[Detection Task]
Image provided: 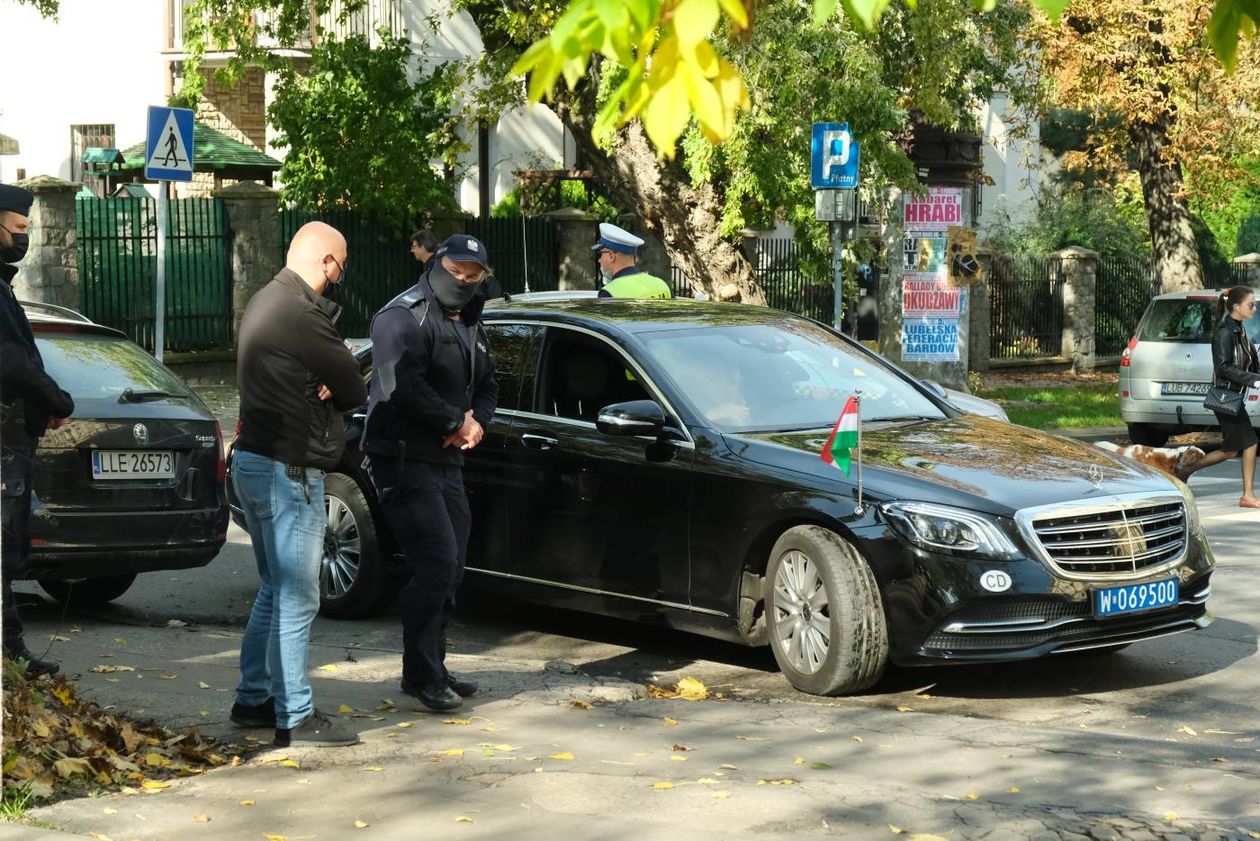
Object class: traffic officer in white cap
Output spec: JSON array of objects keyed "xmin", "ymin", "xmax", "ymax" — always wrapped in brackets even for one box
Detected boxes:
[{"xmin": 592, "ymin": 222, "xmax": 671, "ymax": 299}]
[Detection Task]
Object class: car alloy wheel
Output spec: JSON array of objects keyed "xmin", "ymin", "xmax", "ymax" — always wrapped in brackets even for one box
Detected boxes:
[
  {"xmin": 771, "ymin": 549, "xmax": 832, "ymax": 675},
  {"xmin": 323, "ymin": 494, "xmax": 362, "ymax": 600}
]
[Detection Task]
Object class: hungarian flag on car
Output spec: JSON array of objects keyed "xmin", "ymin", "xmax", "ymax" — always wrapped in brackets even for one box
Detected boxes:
[{"xmin": 820, "ymin": 395, "xmax": 860, "ymax": 476}]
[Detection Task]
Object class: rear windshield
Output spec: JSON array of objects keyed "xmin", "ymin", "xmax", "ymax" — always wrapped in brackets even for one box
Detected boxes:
[
  {"xmin": 1137, "ymin": 299, "xmax": 1260, "ymax": 344},
  {"xmin": 34, "ymin": 333, "xmax": 194, "ymax": 402}
]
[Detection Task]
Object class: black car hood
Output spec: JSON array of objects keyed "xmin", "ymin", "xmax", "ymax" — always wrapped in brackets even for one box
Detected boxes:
[{"xmin": 726, "ymin": 415, "xmax": 1176, "ymax": 516}]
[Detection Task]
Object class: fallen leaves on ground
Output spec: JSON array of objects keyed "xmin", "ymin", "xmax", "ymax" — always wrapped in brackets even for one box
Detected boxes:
[
  {"xmin": 1, "ymin": 660, "xmax": 235, "ymax": 804},
  {"xmin": 646, "ymin": 677, "xmax": 709, "ymax": 701},
  {"xmin": 570, "ymin": 700, "xmax": 593, "ymax": 710}
]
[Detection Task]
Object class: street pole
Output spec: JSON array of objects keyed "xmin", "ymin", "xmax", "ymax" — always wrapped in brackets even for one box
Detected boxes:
[
  {"xmin": 831, "ymin": 219, "xmax": 845, "ymax": 332},
  {"xmin": 155, "ymin": 184, "xmax": 167, "ymax": 362}
]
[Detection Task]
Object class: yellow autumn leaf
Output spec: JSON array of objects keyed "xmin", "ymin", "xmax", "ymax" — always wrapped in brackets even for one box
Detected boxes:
[
  {"xmin": 263, "ymin": 835, "xmax": 287, "ymax": 841},
  {"xmin": 103, "ymin": 808, "xmax": 118, "ymax": 815},
  {"xmin": 756, "ymin": 779, "xmax": 796, "ymax": 785},
  {"xmin": 479, "ymin": 743, "xmax": 518, "ymax": 752},
  {"xmin": 194, "ymin": 814, "xmax": 210, "ymax": 823},
  {"xmin": 114, "ymin": 637, "xmax": 126, "ymax": 644},
  {"xmin": 669, "ymin": 755, "xmax": 687, "ymax": 762},
  {"xmin": 1007, "ymin": 787, "xmax": 1021, "ymax": 793},
  {"xmin": 889, "ymin": 827, "xmax": 903, "ymax": 835},
  {"xmin": 240, "ymin": 800, "xmax": 255, "ymax": 806},
  {"xmin": 793, "ymin": 757, "xmax": 805, "ymax": 765},
  {"xmin": 436, "ymin": 749, "xmax": 465, "ymax": 757},
  {"xmin": 663, "ymin": 717, "xmax": 678, "ymax": 727},
  {"xmin": 908, "ymin": 836, "xmax": 949, "ymax": 841},
  {"xmin": 570, "ymin": 700, "xmax": 593, "ymax": 710},
  {"xmin": 676, "ymin": 677, "xmax": 708, "ymax": 701},
  {"xmin": 1164, "ymin": 812, "xmax": 1180, "ymax": 822},
  {"xmin": 354, "ymin": 820, "xmax": 369, "ymax": 828},
  {"xmin": 548, "ymin": 753, "xmax": 574, "ymax": 760},
  {"xmin": 652, "ymin": 781, "xmax": 675, "ymax": 790},
  {"xmin": 455, "ymin": 816, "xmax": 473, "ymax": 823},
  {"xmin": 338, "ymin": 704, "xmax": 354, "ymax": 714},
  {"xmin": 140, "ymin": 779, "xmax": 170, "ymax": 790},
  {"xmin": 53, "ymin": 758, "xmax": 92, "ymax": 779},
  {"xmin": 159, "ymin": 674, "xmax": 179, "ymax": 680},
  {"xmin": 962, "ymin": 793, "xmax": 979, "ymax": 800},
  {"xmin": 711, "ymin": 790, "xmax": 731, "ymax": 799},
  {"xmin": 1178, "ymin": 725, "xmax": 1198, "ymax": 737},
  {"xmin": 362, "ymin": 766, "xmax": 385, "ymax": 772},
  {"xmin": 896, "ymin": 705, "xmax": 914, "ymax": 712},
  {"xmin": 397, "ymin": 722, "xmax": 414, "ymax": 728},
  {"xmin": 279, "ymin": 759, "xmax": 300, "ymax": 769},
  {"xmin": 53, "ymin": 684, "xmax": 74, "ymax": 706},
  {"xmin": 443, "ymin": 718, "xmax": 472, "ymax": 726}
]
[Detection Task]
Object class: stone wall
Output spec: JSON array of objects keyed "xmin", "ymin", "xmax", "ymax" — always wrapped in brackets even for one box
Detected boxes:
[
  {"xmin": 212, "ymin": 181, "xmax": 280, "ymax": 343},
  {"xmin": 183, "ymin": 66, "xmax": 269, "ymax": 198},
  {"xmin": 11, "ymin": 175, "xmax": 79, "ymax": 309}
]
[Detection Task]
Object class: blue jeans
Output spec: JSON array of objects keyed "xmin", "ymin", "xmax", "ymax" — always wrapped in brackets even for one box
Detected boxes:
[{"xmin": 232, "ymin": 449, "xmax": 325, "ymax": 730}]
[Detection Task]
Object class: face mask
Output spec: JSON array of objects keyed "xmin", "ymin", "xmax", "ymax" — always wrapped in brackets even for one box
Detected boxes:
[
  {"xmin": 0, "ymin": 227, "xmax": 28, "ymax": 264},
  {"xmin": 323, "ymin": 258, "xmax": 346, "ymax": 302},
  {"xmin": 429, "ymin": 262, "xmax": 481, "ymax": 314}
]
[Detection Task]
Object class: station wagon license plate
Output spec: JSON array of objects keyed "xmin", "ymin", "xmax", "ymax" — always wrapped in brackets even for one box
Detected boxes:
[
  {"xmin": 1160, "ymin": 381, "xmax": 1209, "ymax": 396},
  {"xmin": 91, "ymin": 450, "xmax": 175, "ymax": 480},
  {"xmin": 1093, "ymin": 578, "xmax": 1179, "ymax": 618}
]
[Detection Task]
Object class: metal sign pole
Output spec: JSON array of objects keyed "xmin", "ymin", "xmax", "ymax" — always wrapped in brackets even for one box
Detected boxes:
[
  {"xmin": 831, "ymin": 219, "xmax": 844, "ymax": 331},
  {"xmin": 155, "ymin": 184, "xmax": 167, "ymax": 362}
]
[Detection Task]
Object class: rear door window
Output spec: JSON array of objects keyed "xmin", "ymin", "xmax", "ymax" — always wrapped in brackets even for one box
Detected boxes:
[
  {"xmin": 485, "ymin": 323, "xmax": 542, "ymax": 412},
  {"xmin": 1138, "ymin": 299, "xmax": 1260, "ymax": 343},
  {"xmin": 34, "ymin": 331, "xmax": 194, "ymax": 403}
]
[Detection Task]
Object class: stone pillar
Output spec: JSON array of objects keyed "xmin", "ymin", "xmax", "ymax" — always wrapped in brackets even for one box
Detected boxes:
[
  {"xmin": 545, "ymin": 207, "xmax": 600, "ymax": 291},
  {"xmin": 1234, "ymin": 253, "xmax": 1260, "ymax": 284},
  {"xmin": 12, "ymin": 175, "xmax": 80, "ymax": 309},
  {"xmin": 213, "ymin": 181, "xmax": 280, "ymax": 344},
  {"xmin": 968, "ymin": 250, "xmax": 993, "ymax": 373},
  {"xmin": 1054, "ymin": 245, "xmax": 1099, "ymax": 373}
]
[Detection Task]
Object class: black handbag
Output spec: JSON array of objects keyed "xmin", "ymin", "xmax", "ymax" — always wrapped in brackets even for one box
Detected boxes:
[{"xmin": 1204, "ymin": 385, "xmax": 1245, "ymax": 416}]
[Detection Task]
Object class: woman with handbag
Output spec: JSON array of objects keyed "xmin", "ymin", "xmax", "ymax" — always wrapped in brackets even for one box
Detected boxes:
[{"xmin": 1177, "ymin": 286, "xmax": 1260, "ymax": 507}]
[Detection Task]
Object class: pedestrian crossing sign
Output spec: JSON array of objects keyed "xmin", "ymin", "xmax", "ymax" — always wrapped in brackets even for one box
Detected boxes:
[{"xmin": 144, "ymin": 106, "xmax": 195, "ymax": 182}]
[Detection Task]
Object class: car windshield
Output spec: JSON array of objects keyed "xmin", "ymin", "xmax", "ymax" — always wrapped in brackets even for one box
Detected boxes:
[
  {"xmin": 35, "ymin": 332, "xmax": 193, "ymax": 402},
  {"xmin": 639, "ymin": 320, "xmax": 946, "ymax": 432},
  {"xmin": 1138, "ymin": 299, "xmax": 1260, "ymax": 344}
]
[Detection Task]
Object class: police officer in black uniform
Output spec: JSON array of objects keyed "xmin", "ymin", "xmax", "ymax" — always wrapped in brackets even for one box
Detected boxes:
[
  {"xmin": 1, "ymin": 183, "xmax": 74, "ymax": 677},
  {"xmin": 362, "ymin": 234, "xmax": 498, "ymax": 711}
]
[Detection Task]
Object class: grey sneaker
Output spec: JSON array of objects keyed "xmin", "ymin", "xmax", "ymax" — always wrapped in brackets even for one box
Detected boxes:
[{"xmin": 273, "ymin": 710, "xmax": 359, "ymax": 747}]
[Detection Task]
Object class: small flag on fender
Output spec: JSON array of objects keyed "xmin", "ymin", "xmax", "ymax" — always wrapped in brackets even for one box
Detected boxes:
[{"xmin": 820, "ymin": 395, "xmax": 860, "ymax": 477}]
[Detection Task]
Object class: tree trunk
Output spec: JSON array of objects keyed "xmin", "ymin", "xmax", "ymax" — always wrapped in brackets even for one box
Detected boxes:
[
  {"xmin": 1130, "ymin": 117, "xmax": 1203, "ymax": 292},
  {"xmin": 554, "ymin": 102, "xmax": 766, "ymax": 305}
]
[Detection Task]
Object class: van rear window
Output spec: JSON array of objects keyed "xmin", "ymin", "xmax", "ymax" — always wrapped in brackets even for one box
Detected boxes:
[{"xmin": 1137, "ymin": 300, "xmax": 1260, "ymax": 343}]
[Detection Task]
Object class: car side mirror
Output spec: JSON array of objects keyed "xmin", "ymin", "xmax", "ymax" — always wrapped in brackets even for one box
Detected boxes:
[
  {"xmin": 922, "ymin": 379, "xmax": 947, "ymax": 400},
  {"xmin": 597, "ymin": 400, "xmax": 667, "ymax": 437}
]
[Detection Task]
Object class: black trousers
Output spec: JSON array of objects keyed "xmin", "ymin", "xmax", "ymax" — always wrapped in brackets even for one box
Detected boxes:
[
  {"xmin": 368, "ymin": 457, "xmax": 470, "ymax": 688},
  {"xmin": 1, "ymin": 442, "xmax": 35, "ymax": 653}
]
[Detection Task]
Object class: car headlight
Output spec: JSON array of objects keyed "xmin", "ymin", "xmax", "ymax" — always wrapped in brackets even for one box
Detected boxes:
[{"xmin": 881, "ymin": 502, "xmax": 1018, "ymax": 559}]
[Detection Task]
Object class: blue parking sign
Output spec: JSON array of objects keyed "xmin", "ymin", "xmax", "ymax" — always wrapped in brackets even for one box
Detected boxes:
[{"xmin": 811, "ymin": 122, "xmax": 859, "ymax": 189}]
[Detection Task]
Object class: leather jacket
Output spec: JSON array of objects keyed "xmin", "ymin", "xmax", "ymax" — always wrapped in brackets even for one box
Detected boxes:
[{"xmin": 1211, "ymin": 316, "xmax": 1259, "ymax": 392}]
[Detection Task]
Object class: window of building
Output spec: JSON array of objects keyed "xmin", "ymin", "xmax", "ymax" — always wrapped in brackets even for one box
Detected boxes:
[{"xmin": 70, "ymin": 124, "xmax": 116, "ymax": 193}]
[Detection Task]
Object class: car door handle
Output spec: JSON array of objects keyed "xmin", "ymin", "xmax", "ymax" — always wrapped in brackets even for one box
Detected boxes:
[{"xmin": 521, "ymin": 433, "xmax": 558, "ymax": 451}]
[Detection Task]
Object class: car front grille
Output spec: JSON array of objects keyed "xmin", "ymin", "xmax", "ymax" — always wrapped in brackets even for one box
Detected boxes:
[{"xmin": 1016, "ymin": 493, "xmax": 1188, "ymax": 580}]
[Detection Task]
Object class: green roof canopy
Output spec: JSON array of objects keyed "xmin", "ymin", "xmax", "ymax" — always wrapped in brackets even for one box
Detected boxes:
[
  {"xmin": 82, "ymin": 147, "xmax": 124, "ymax": 168},
  {"xmin": 120, "ymin": 122, "xmax": 281, "ymax": 182}
]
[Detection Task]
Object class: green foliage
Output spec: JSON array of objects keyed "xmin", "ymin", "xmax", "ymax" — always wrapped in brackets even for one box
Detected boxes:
[
  {"xmin": 983, "ymin": 180, "xmax": 1150, "ymax": 261},
  {"xmin": 1191, "ymin": 158, "xmax": 1260, "ymax": 261},
  {"xmin": 267, "ymin": 33, "xmax": 462, "ymax": 219},
  {"xmin": 491, "ymin": 180, "xmax": 622, "ymax": 221},
  {"xmin": 972, "ymin": 381, "xmax": 1122, "ymax": 429},
  {"xmin": 13, "ymin": 0, "xmax": 58, "ymax": 16}
]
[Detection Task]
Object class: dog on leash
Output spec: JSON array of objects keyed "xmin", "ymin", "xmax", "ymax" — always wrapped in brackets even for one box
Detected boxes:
[{"xmin": 1095, "ymin": 440, "xmax": 1206, "ymax": 479}]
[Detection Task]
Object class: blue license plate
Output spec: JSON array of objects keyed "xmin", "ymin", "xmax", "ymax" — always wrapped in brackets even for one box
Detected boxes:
[{"xmin": 1093, "ymin": 578, "xmax": 1179, "ymax": 618}]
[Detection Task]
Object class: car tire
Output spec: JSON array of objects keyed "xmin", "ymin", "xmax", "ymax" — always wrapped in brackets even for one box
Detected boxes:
[
  {"xmin": 1127, "ymin": 423, "xmax": 1169, "ymax": 447},
  {"xmin": 764, "ymin": 525, "xmax": 888, "ymax": 696},
  {"xmin": 38, "ymin": 573, "xmax": 137, "ymax": 606},
  {"xmin": 319, "ymin": 472, "xmax": 389, "ymax": 619}
]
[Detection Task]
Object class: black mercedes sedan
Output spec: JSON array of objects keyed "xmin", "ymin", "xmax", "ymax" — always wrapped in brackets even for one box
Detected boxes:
[
  {"xmin": 230, "ymin": 296, "xmax": 1212, "ymax": 696},
  {"xmin": 23, "ymin": 304, "xmax": 228, "ymax": 605}
]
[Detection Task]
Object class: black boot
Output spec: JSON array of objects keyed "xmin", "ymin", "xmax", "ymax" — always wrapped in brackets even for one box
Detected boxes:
[{"xmin": 5, "ymin": 645, "xmax": 59, "ymax": 678}]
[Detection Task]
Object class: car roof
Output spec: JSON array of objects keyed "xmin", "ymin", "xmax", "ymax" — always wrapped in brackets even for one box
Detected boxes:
[
  {"xmin": 483, "ymin": 296, "xmax": 811, "ymax": 335},
  {"xmin": 1148, "ymin": 289, "xmax": 1232, "ymax": 301}
]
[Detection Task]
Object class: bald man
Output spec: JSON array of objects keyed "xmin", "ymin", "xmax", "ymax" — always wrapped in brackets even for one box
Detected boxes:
[{"xmin": 231, "ymin": 221, "xmax": 368, "ymax": 748}]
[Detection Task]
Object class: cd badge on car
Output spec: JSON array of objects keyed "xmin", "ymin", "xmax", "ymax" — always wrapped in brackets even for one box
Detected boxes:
[{"xmin": 133, "ymin": 423, "xmax": 149, "ymax": 446}]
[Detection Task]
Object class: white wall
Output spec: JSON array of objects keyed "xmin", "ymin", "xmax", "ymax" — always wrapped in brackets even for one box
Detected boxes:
[
  {"xmin": 0, "ymin": 0, "xmax": 169, "ymax": 184},
  {"xmin": 977, "ymin": 90, "xmax": 1042, "ymax": 232}
]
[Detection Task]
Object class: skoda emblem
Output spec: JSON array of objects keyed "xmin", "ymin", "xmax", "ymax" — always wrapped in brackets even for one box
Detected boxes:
[
  {"xmin": 1088, "ymin": 464, "xmax": 1104, "ymax": 488},
  {"xmin": 132, "ymin": 423, "xmax": 149, "ymax": 446}
]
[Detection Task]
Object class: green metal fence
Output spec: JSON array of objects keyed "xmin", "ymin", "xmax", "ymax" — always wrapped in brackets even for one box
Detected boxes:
[
  {"xmin": 75, "ymin": 196, "xmax": 232, "ymax": 352},
  {"xmin": 670, "ymin": 239, "xmax": 833, "ymax": 323},
  {"xmin": 279, "ymin": 212, "xmax": 558, "ymax": 337},
  {"xmin": 989, "ymin": 255, "xmax": 1065, "ymax": 360}
]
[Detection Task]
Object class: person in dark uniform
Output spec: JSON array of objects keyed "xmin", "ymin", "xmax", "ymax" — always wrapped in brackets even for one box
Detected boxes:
[
  {"xmin": 593, "ymin": 223, "xmax": 672, "ymax": 299},
  {"xmin": 0, "ymin": 183, "xmax": 74, "ymax": 677},
  {"xmin": 1177, "ymin": 285, "xmax": 1260, "ymax": 506},
  {"xmin": 362, "ymin": 234, "xmax": 498, "ymax": 711}
]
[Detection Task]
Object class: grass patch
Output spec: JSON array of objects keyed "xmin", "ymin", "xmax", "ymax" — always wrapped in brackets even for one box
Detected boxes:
[{"xmin": 975, "ymin": 381, "xmax": 1121, "ymax": 430}]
